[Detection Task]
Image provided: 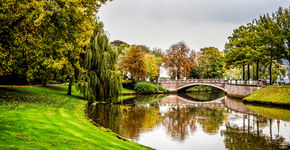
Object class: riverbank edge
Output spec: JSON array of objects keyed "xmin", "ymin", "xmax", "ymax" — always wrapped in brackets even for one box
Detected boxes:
[
  {"xmin": 243, "ymin": 85, "xmax": 290, "ymax": 108},
  {"xmin": 84, "ymin": 102, "xmax": 154, "ymax": 149},
  {"xmin": 0, "ymin": 86, "xmax": 152, "ymax": 149}
]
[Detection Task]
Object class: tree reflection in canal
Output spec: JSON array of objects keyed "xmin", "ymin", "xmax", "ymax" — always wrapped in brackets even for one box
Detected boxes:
[
  {"xmin": 87, "ymin": 93, "xmax": 290, "ymax": 149},
  {"xmin": 87, "ymin": 95, "xmax": 165, "ymax": 139},
  {"xmin": 162, "ymin": 106, "xmax": 227, "ymax": 141},
  {"xmin": 221, "ymin": 118, "xmax": 287, "ymax": 149}
]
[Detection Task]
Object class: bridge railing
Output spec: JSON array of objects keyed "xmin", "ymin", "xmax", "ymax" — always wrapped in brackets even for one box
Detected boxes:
[
  {"xmin": 158, "ymin": 79, "xmax": 265, "ymax": 86},
  {"xmin": 226, "ymin": 80, "xmax": 264, "ymax": 86}
]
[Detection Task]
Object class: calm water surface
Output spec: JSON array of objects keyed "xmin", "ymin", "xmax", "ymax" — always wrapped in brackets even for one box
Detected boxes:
[{"xmin": 87, "ymin": 92, "xmax": 290, "ymax": 150}]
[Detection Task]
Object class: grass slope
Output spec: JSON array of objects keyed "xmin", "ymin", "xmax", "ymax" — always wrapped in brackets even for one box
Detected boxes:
[
  {"xmin": 0, "ymin": 86, "xmax": 149, "ymax": 149},
  {"xmin": 243, "ymin": 85, "xmax": 290, "ymax": 105}
]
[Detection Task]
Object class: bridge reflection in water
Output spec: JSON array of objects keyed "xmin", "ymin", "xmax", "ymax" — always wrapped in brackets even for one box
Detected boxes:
[{"xmin": 87, "ymin": 94, "xmax": 290, "ymax": 150}]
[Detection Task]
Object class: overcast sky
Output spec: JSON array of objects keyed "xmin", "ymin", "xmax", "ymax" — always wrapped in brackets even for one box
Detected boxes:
[{"xmin": 99, "ymin": 0, "xmax": 289, "ymax": 51}]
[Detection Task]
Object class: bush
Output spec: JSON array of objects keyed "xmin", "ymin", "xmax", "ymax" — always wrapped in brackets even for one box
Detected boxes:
[
  {"xmin": 121, "ymin": 77, "xmax": 136, "ymax": 90},
  {"xmin": 134, "ymin": 82, "xmax": 169, "ymax": 94}
]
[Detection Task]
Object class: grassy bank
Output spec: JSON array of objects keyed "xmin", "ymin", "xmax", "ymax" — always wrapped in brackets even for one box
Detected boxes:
[
  {"xmin": 243, "ymin": 85, "xmax": 290, "ymax": 106},
  {"xmin": 0, "ymin": 86, "xmax": 149, "ymax": 149}
]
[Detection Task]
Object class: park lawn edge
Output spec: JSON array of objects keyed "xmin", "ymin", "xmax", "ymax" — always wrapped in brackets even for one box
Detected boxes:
[
  {"xmin": 0, "ymin": 86, "xmax": 151, "ymax": 149},
  {"xmin": 243, "ymin": 85, "xmax": 290, "ymax": 107}
]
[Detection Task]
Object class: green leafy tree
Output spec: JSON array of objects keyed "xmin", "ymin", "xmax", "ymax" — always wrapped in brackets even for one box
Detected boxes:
[
  {"xmin": 198, "ymin": 47, "xmax": 224, "ymax": 79},
  {"xmin": 0, "ymin": 0, "xmax": 109, "ymax": 91},
  {"xmin": 255, "ymin": 14, "xmax": 285, "ymax": 83},
  {"xmin": 0, "ymin": 1, "xmax": 44, "ymax": 83},
  {"xmin": 76, "ymin": 21, "xmax": 122, "ymax": 104},
  {"xmin": 275, "ymin": 7, "xmax": 289, "ymax": 63},
  {"xmin": 225, "ymin": 25, "xmax": 252, "ymax": 80},
  {"xmin": 225, "ymin": 7, "xmax": 289, "ymax": 83}
]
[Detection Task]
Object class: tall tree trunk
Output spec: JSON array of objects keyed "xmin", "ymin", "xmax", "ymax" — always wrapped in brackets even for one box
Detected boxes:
[
  {"xmin": 243, "ymin": 64, "xmax": 245, "ymax": 80},
  {"xmin": 247, "ymin": 64, "xmax": 250, "ymax": 80},
  {"xmin": 67, "ymin": 78, "xmax": 72, "ymax": 95},
  {"xmin": 256, "ymin": 61, "xmax": 259, "ymax": 80},
  {"xmin": 269, "ymin": 54, "xmax": 272, "ymax": 84},
  {"xmin": 253, "ymin": 64, "xmax": 255, "ymax": 81},
  {"xmin": 42, "ymin": 78, "xmax": 46, "ymax": 86}
]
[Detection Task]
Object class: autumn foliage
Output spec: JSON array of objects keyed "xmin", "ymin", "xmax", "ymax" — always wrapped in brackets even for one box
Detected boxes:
[
  {"xmin": 121, "ymin": 46, "xmax": 146, "ymax": 81},
  {"xmin": 164, "ymin": 42, "xmax": 192, "ymax": 79}
]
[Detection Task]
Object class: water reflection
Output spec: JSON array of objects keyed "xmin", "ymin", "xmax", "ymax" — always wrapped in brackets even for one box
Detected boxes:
[
  {"xmin": 179, "ymin": 91, "xmax": 225, "ymax": 101},
  {"xmin": 163, "ymin": 106, "xmax": 227, "ymax": 141},
  {"xmin": 87, "ymin": 93, "xmax": 290, "ymax": 149}
]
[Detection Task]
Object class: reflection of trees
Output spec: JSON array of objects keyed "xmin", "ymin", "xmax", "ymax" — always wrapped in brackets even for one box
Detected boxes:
[
  {"xmin": 120, "ymin": 106, "xmax": 163, "ymax": 139},
  {"xmin": 221, "ymin": 123, "xmax": 286, "ymax": 150},
  {"xmin": 181, "ymin": 91, "xmax": 224, "ymax": 101},
  {"xmin": 87, "ymin": 104, "xmax": 123, "ymax": 135},
  {"xmin": 162, "ymin": 106, "xmax": 197, "ymax": 141},
  {"xmin": 87, "ymin": 104, "xmax": 163, "ymax": 140},
  {"xmin": 197, "ymin": 108, "xmax": 227, "ymax": 134},
  {"xmin": 133, "ymin": 94, "xmax": 167, "ymax": 106},
  {"xmin": 162, "ymin": 106, "xmax": 227, "ymax": 141}
]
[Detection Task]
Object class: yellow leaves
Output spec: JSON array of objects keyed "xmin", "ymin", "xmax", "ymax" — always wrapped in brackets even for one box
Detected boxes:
[
  {"xmin": 34, "ymin": 13, "xmax": 45, "ymax": 26},
  {"xmin": 144, "ymin": 54, "xmax": 159, "ymax": 79}
]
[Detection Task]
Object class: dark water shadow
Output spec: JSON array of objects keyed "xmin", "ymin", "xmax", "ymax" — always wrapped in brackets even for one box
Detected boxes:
[{"xmin": 243, "ymin": 100, "xmax": 290, "ymax": 109}]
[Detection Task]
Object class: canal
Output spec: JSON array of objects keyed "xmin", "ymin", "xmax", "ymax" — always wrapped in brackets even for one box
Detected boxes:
[{"xmin": 87, "ymin": 91, "xmax": 290, "ymax": 149}]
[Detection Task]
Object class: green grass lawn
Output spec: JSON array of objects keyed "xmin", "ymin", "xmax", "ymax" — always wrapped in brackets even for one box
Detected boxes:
[
  {"xmin": 243, "ymin": 85, "xmax": 290, "ymax": 105},
  {"xmin": 0, "ymin": 86, "xmax": 150, "ymax": 149}
]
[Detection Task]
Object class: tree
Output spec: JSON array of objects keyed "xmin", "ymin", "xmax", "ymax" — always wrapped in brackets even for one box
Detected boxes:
[
  {"xmin": 0, "ymin": 0, "xmax": 109, "ymax": 91},
  {"xmin": 39, "ymin": 0, "xmax": 109, "ymax": 95},
  {"xmin": 274, "ymin": 7, "xmax": 289, "ymax": 63},
  {"xmin": 164, "ymin": 42, "xmax": 191, "ymax": 79},
  {"xmin": 225, "ymin": 25, "xmax": 251, "ymax": 80},
  {"xmin": 151, "ymin": 47, "xmax": 164, "ymax": 58},
  {"xmin": 76, "ymin": 21, "xmax": 122, "ymax": 104},
  {"xmin": 188, "ymin": 50, "xmax": 199, "ymax": 78},
  {"xmin": 144, "ymin": 54, "xmax": 159, "ymax": 81},
  {"xmin": 110, "ymin": 40, "xmax": 127, "ymax": 47},
  {"xmin": 115, "ymin": 43, "xmax": 130, "ymax": 70},
  {"xmin": 198, "ymin": 47, "xmax": 224, "ymax": 79},
  {"xmin": 225, "ymin": 7, "xmax": 289, "ymax": 83},
  {"xmin": 0, "ymin": 1, "xmax": 44, "ymax": 83},
  {"xmin": 255, "ymin": 14, "xmax": 285, "ymax": 84},
  {"xmin": 121, "ymin": 46, "xmax": 146, "ymax": 81}
]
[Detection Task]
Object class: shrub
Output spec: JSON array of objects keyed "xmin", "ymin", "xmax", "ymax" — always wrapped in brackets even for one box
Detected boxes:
[
  {"xmin": 134, "ymin": 82, "xmax": 169, "ymax": 94},
  {"xmin": 121, "ymin": 77, "xmax": 136, "ymax": 90}
]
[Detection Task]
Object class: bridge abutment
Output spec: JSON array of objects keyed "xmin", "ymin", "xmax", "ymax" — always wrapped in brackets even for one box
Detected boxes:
[{"xmin": 225, "ymin": 84, "xmax": 261, "ymax": 98}]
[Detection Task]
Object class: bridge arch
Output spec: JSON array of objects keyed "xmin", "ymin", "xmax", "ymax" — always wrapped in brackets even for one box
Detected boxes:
[{"xmin": 176, "ymin": 83, "xmax": 226, "ymax": 92}]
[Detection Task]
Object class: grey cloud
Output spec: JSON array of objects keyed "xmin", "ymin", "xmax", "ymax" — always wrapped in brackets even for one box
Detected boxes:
[{"xmin": 99, "ymin": 0, "xmax": 290, "ymax": 50}]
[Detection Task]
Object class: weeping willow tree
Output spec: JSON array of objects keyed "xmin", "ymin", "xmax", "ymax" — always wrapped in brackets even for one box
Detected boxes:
[{"xmin": 77, "ymin": 21, "xmax": 122, "ymax": 104}]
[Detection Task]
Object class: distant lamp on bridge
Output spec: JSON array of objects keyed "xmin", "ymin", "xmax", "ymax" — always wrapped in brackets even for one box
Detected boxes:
[{"xmin": 225, "ymin": 72, "xmax": 227, "ymax": 80}]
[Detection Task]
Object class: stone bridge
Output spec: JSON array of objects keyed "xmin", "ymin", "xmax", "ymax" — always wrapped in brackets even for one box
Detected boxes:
[{"xmin": 159, "ymin": 79, "xmax": 265, "ymax": 98}]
